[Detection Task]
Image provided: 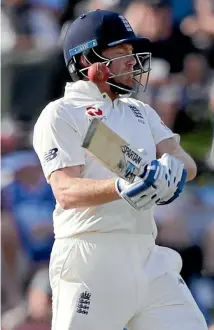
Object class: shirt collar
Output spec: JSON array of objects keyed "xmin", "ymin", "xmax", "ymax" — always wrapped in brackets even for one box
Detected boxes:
[{"xmin": 64, "ymin": 80, "xmax": 120, "ymax": 107}]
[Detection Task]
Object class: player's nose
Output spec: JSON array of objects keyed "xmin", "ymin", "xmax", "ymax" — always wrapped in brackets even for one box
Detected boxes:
[{"xmin": 126, "ymin": 55, "xmax": 136, "ymax": 68}]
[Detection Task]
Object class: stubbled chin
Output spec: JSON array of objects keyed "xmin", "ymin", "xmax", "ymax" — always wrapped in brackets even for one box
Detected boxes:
[
  {"xmin": 123, "ymin": 78, "xmax": 134, "ymax": 87},
  {"xmin": 114, "ymin": 75, "xmax": 133, "ymax": 86}
]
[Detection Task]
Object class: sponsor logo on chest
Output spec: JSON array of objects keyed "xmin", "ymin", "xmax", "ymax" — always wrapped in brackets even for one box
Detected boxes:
[{"xmin": 86, "ymin": 106, "xmax": 106, "ymax": 121}]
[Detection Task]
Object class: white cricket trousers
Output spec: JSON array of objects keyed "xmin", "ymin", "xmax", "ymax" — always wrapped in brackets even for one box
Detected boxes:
[{"xmin": 49, "ymin": 233, "xmax": 207, "ymax": 330}]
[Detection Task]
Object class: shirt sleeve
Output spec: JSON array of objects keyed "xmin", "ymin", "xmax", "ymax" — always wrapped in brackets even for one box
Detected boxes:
[
  {"xmin": 145, "ymin": 104, "xmax": 180, "ymax": 145},
  {"xmin": 33, "ymin": 104, "xmax": 85, "ymax": 181}
]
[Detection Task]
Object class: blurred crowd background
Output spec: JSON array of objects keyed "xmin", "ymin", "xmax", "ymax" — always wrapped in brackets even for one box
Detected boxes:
[{"xmin": 1, "ymin": 0, "xmax": 214, "ymax": 329}]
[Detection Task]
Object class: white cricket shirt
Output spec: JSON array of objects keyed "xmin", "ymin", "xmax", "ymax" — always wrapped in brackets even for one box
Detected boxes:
[{"xmin": 33, "ymin": 81, "xmax": 179, "ymax": 238}]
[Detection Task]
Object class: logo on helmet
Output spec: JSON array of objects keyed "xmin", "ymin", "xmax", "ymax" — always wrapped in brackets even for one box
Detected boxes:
[
  {"xmin": 69, "ymin": 39, "xmax": 98, "ymax": 57},
  {"xmin": 118, "ymin": 15, "xmax": 133, "ymax": 32}
]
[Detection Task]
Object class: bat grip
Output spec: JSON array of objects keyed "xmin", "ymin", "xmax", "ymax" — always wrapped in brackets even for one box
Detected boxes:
[{"xmin": 139, "ymin": 164, "xmax": 148, "ymax": 178}]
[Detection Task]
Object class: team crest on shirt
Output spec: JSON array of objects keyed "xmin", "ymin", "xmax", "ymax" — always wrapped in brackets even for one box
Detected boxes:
[
  {"xmin": 128, "ymin": 105, "xmax": 145, "ymax": 124},
  {"xmin": 86, "ymin": 106, "xmax": 106, "ymax": 121},
  {"xmin": 76, "ymin": 291, "xmax": 91, "ymax": 315}
]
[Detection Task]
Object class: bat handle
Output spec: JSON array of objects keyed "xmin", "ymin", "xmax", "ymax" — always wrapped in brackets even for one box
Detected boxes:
[{"xmin": 139, "ymin": 164, "xmax": 148, "ymax": 178}]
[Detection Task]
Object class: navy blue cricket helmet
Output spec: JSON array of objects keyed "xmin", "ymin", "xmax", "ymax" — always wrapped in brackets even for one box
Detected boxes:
[{"xmin": 63, "ymin": 9, "xmax": 152, "ymax": 94}]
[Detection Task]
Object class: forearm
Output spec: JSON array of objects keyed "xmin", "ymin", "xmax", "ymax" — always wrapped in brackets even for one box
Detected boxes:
[
  {"xmin": 156, "ymin": 138, "xmax": 197, "ymax": 181},
  {"xmin": 1, "ymin": 212, "xmax": 23, "ymax": 304},
  {"xmin": 169, "ymin": 147, "xmax": 197, "ymax": 181},
  {"xmin": 54, "ymin": 177, "xmax": 120, "ymax": 209}
]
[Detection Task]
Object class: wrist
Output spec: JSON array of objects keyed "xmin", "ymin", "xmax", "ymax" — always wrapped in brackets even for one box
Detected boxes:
[{"xmin": 115, "ymin": 178, "xmax": 123, "ymax": 196}]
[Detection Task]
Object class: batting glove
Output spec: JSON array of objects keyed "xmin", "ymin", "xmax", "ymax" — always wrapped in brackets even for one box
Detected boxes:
[
  {"xmin": 156, "ymin": 153, "xmax": 187, "ymax": 205},
  {"xmin": 115, "ymin": 160, "xmax": 170, "ymax": 211}
]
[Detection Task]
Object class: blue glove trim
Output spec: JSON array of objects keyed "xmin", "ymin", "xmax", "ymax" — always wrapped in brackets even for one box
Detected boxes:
[
  {"xmin": 158, "ymin": 169, "xmax": 187, "ymax": 205},
  {"xmin": 126, "ymin": 160, "xmax": 160, "ymax": 198},
  {"xmin": 115, "ymin": 178, "xmax": 122, "ymax": 194}
]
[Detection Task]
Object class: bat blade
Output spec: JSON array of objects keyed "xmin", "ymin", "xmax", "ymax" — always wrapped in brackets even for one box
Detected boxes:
[{"xmin": 82, "ymin": 118, "xmax": 146, "ymax": 182}]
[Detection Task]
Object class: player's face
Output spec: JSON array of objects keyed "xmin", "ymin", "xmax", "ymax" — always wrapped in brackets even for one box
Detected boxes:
[{"xmin": 102, "ymin": 44, "xmax": 136, "ymax": 88}]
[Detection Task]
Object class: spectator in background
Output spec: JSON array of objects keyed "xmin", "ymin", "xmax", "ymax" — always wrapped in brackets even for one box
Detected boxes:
[
  {"xmin": 124, "ymin": 0, "xmax": 202, "ymax": 129},
  {"xmin": 154, "ymin": 163, "xmax": 214, "ymax": 325},
  {"xmin": 2, "ymin": 0, "xmax": 33, "ymax": 50},
  {"xmin": 1, "ymin": 207, "xmax": 23, "ymax": 313},
  {"xmin": 1, "ymin": 6, "xmax": 16, "ymax": 53},
  {"xmin": 136, "ymin": 57, "xmax": 180, "ymax": 128},
  {"xmin": 2, "ymin": 0, "xmax": 66, "ymax": 51},
  {"xmin": 139, "ymin": 52, "xmax": 214, "ymax": 131},
  {"xmin": 45, "ymin": 0, "xmax": 84, "ymax": 102},
  {"xmin": 210, "ymin": 80, "xmax": 214, "ymax": 115},
  {"xmin": 1, "ymin": 150, "xmax": 55, "ymax": 329},
  {"xmin": 171, "ymin": 0, "xmax": 194, "ymax": 26},
  {"xmin": 1, "ymin": 117, "xmax": 24, "ymax": 156},
  {"xmin": 150, "ymin": 53, "xmax": 213, "ymax": 132},
  {"xmin": 14, "ymin": 320, "xmax": 51, "ymax": 330},
  {"xmin": 180, "ymin": 0, "xmax": 214, "ymax": 69},
  {"xmin": 124, "ymin": 0, "xmax": 197, "ymax": 73},
  {"xmin": 208, "ymin": 80, "xmax": 214, "ymax": 168},
  {"xmin": 27, "ymin": 0, "xmax": 66, "ymax": 50},
  {"xmin": 173, "ymin": 53, "xmax": 213, "ymax": 133},
  {"xmin": 188, "ymin": 184, "xmax": 214, "ymax": 325},
  {"xmin": 209, "ymin": 138, "xmax": 214, "ymax": 168},
  {"xmin": 136, "ymin": 57, "xmax": 181, "ymax": 128},
  {"xmin": 87, "ymin": 0, "xmax": 123, "ymax": 12}
]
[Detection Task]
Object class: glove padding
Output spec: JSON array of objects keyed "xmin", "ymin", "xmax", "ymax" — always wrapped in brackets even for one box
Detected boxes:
[
  {"xmin": 115, "ymin": 154, "xmax": 187, "ymax": 211},
  {"xmin": 156, "ymin": 153, "xmax": 187, "ymax": 205},
  {"xmin": 115, "ymin": 160, "xmax": 170, "ymax": 210}
]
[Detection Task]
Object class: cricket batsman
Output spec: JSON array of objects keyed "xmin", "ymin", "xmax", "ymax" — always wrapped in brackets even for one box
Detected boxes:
[{"xmin": 33, "ymin": 9, "xmax": 208, "ymax": 330}]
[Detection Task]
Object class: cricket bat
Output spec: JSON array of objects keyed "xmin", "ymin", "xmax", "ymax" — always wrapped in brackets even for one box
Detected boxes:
[{"xmin": 82, "ymin": 118, "xmax": 148, "ymax": 183}]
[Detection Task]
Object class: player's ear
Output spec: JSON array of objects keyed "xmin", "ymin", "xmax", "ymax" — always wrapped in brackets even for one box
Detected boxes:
[{"xmin": 80, "ymin": 55, "xmax": 89, "ymax": 68}]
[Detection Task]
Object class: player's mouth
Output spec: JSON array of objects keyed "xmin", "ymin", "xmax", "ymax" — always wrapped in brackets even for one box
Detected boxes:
[{"xmin": 124, "ymin": 73, "xmax": 134, "ymax": 83}]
